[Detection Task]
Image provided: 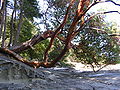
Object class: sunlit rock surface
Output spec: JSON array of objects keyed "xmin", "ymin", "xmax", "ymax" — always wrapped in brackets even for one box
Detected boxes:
[{"xmin": 0, "ymin": 57, "xmax": 120, "ymax": 90}]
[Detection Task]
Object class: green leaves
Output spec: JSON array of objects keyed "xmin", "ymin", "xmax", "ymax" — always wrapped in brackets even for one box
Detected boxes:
[
  {"xmin": 23, "ymin": 0, "xmax": 41, "ymax": 20},
  {"xmin": 74, "ymin": 28, "xmax": 120, "ymax": 68}
]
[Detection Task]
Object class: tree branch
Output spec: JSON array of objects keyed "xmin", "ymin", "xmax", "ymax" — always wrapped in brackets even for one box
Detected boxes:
[
  {"xmin": 0, "ymin": 47, "xmax": 53, "ymax": 68},
  {"xmin": 105, "ymin": 0, "xmax": 120, "ymax": 6},
  {"xmin": 74, "ymin": 10, "xmax": 120, "ymax": 35},
  {"xmin": 1, "ymin": 0, "xmax": 119, "ymax": 69},
  {"xmin": 11, "ymin": 30, "xmax": 54, "ymax": 53},
  {"xmin": 44, "ymin": 0, "xmax": 75, "ymax": 62}
]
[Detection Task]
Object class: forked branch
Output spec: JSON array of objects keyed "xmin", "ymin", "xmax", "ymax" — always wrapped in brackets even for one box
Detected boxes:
[
  {"xmin": 1, "ymin": 0, "xmax": 119, "ymax": 69},
  {"xmin": 44, "ymin": 0, "xmax": 75, "ymax": 62}
]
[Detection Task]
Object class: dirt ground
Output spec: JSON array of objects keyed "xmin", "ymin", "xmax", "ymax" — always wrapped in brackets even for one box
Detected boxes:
[{"xmin": 0, "ymin": 64, "xmax": 120, "ymax": 90}]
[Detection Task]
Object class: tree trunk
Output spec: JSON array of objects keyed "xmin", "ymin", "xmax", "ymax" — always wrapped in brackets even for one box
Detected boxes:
[
  {"xmin": 0, "ymin": 0, "xmax": 5, "ymax": 39},
  {"xmin": 11, "ymin": 30, "xmax": 54, "ymax": 53},
  {"xmin": 8, "ymin": 10, "xmax": 15, "ymax": 47},
  {"xmin": 13, "ymin": 0, "xmax": 23, "ymax": 46},
  {"xmin": 1, "ymin": 0, "xmax": 7, "ymax": 47},
  {"xmin": 43, "ymin": 0, "xmax": 75, "ymax": 62},
  {"xmin": 8, "ymin": 0, "xmax": 17, "ymax": 47},
  {"xmin": 0, "ymin": 0, "xmax": 101, "ymax": 69}
]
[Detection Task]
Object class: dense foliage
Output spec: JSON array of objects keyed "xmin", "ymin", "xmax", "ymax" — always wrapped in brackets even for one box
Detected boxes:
[
  {"xmin": 74, "ymin": 28, "xmax": 120, "ymax": 69},
  {"xmin": 0, "ymin": 0, "xmax": 120, "ymax": 69}
]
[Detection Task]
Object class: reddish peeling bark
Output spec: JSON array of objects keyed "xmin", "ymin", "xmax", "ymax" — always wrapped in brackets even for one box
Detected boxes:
[
  {"xmin": 43, "ymin": 0, "xmax": 90, "ymax": 67},
  {"xmin": 0, "ymin": 0, "xmax": 110, "ymax": 68},
  {"xmin": 11, "ymin": 30, "xmax": 54, "ymax": 53},
  {"xmin": 0, "ymin": 47, "xmax": 51, "ymax": 68},
  {"xmin": 44, "ymin": 0, "xmax": 75, "ymax": 62},
  {"xmin": 4, "ymin": 0, "xmax": 91, "ymax": 68}
]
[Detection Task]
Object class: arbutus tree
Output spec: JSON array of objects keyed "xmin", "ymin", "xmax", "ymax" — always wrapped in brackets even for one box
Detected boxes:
[{"xmin": 0, "ymin": 0, "xmax": 120, "ymax": 69}]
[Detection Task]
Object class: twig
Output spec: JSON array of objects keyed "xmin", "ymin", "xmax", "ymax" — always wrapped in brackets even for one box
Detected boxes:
[{"xmin": 105, "ymin": 0, "xmax": 120, "ymax": 7}]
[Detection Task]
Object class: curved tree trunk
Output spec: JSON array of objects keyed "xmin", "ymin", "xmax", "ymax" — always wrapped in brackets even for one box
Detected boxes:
[
  {"xmin": 0, "ymin": 0, "xmax": 92, "ymax": 68},
  {"xmin": 1, "ymin": 0, "xmax": 117, "ymax": 69}
]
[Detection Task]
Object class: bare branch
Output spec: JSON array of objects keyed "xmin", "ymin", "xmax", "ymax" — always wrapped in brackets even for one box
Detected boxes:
[
  {"xmin": 94, "ymin": 0, "xmax": 120, "ymax": 7},
  {"xmin": 11, "ymin": 30, "xmax": 54, "ymax": 53},
  {"xmin": 75, "ymin": 10, "xmax": 120, "ymax": 34},
  {"xmin": 44, "ymin": 0, "xmax": 75, "ymax": 62},
  {"xmin": 109, "ymin": 34, "xmax": 120, "ymax": 36},
  {"xmin": 105, "ymin": 0, "xmax": 120, "ymax": 6},
  {"xmin": 0, "ymin": 47, "xmax": 53, "ymax": 68}
]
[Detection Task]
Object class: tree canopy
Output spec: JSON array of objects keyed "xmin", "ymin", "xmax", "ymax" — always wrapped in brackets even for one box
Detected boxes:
[{"xmin": 0, "ymin": 0, "xmax": 120, "ymax": 70}]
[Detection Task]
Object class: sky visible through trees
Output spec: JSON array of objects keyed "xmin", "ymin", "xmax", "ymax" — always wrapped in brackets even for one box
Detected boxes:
[
  {"xmin": 0, "ymin": 0, "xmax": 120, "ymax": 70},
  {"xmin": 37, "ymin": 0, "xmax": 120, "ymax": 31}
]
